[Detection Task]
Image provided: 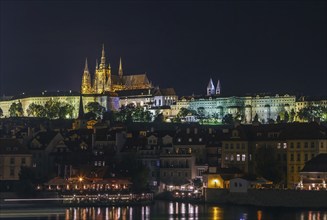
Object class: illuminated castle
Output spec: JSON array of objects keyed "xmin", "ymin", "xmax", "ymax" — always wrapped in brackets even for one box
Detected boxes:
[{"xmin": 81, "ymin": 45, "xmax": 152, "ymax": 94}]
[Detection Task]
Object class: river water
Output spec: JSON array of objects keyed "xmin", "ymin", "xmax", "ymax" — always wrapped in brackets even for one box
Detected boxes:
[{"xmin": 0, "ymin": 201, "xmax": 326, "ymax": 220}]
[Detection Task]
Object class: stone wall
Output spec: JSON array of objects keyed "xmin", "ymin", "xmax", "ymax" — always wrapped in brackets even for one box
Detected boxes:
[{"xmin": 205, "ymin": 188, "xmax": 327, "ymax": 208}]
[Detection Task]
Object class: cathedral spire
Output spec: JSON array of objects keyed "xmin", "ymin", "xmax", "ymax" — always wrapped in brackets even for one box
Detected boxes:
[
  {"xmin": 100, "ymin": 44, "xmax": 106, "ymax": 67},
  {"xmin": 81, "ymin": 58, "xmax": 92, "ymax": 94},
  {"xmin": 207, "ymin": 78, "xmax": 215, "ymax": 96},
  {"xmin": 102, "ymin": 44, "xmax": 105, "ymax": 56},
  {"xmin": 119, "ymin": 57, "xmax": 123, "ymax": 78},
  {"xmin": 216, "ymin": 80, "xmax": 221, "ymax": 95},
  {"xmin": 84, "ymin": 58, "xmax": 89, "ymax": 72}
]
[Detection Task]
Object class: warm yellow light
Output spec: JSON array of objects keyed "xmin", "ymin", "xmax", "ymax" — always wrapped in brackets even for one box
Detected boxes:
[{"xmin": 79, "ymin": 177, "xmax": 83, "ymax": 182}]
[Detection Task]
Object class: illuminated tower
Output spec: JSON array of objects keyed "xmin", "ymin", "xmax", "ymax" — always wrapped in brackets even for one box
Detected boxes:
[
  {"xmin": 207, "ymin": 78, "xmax": 215, "ymax": 96},
  {"xmin": 119, "ymin": 57, "xmax": 123, "ymax": 78},
  {"xmin": 94, "ymin": 44, "xmax": 111, "ymax": 94},
  {"xmin": 81, "ymin": 58, "xmax": 92, "ymax": 94},
  {"xmin": 93, "ymin": 59, "xmax": 98, "ymax": 93},
  {"xmin": 216, "ymin": 80, "xmax": 221, "ymax": 95}
]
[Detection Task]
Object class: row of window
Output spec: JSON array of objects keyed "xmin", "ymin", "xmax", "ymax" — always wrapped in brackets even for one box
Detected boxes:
[
  {"xmin": 289, "ymin": 153, "xmax": 315, "ymax": 162},
  {"xmin": 289, "ymin": 142, "xmax": 321, "ymax": 149},
  {"xmin": 224, "ymin": 154, "xmax": 247, "ymax": 162},
  {"xmin": 9, "ymin": 157, "xmax": 26, "ymax": 165},
  {"xmin": 162, "ymin": 171, "xmax": 188, "ymax": 177}
]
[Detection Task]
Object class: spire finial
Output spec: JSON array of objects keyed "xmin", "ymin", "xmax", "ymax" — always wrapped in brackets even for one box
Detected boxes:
[
  {"xmin": 96, "ymin": 59, "xmax": 98, "ymax": 69},
  {"xmin": 84, "ymin": 58, "xmax": 89, "ymax": 72},
  {"xmin": 102, "ymin": 44, "xmax": 105, "ymax": 57},
  {"xmin": 119, "ymin": 57, "xmax": 123, "ymax": 77},
  {"xmin": 100, "ymin": 44, "xmax": 106, "ymax": 66}
]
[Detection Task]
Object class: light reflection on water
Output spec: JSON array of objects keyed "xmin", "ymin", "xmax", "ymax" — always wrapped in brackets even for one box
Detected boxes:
[{"xmin": 1, "ymin": 202, "xmax": 327, "ymax": 220}]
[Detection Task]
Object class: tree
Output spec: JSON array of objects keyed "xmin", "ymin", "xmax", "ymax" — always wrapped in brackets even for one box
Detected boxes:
[
  {"xmin": 17, "ymin": 166, "xmax": 37, "ymax": 196},
  {"xmin": 9, "ymin": 101, "xmax": 24, "ymax": 117},
  {"xmin": 27, "ymin": 103, "xmax": 46, "ymax": 117},
  {"xmin": 0, "ymin": 107, "xmax": 3, "ymax": 117},
  {"xmin": 284, "ymin": 111, "xmax": 289, "ymax": 123},
  {"xmin": 153, "ymin": 113, "xmax": 164, "ymax": 123},
  {"xmin": 58, "ymin": 103, "xmax": 74, "ymax": 119},
  {"xmin": 252, "ymin": 113, "xmax": 259, "ymax": 123},
  {"xmin": 297, "ymin": 106, "xmax": 327, "ymax": 122},
  {"xmin": 119, "ymin": 154, "xmax": 149, "ymax": 192},
  {"xmin": 44, "ymin": 99, "xmax": 60, "ymax": 119},
  {"xmin": 276, "ymin": 115, "xmax": 281, "ymax": 123},
  {"xmin": 177, "ymin": 107, "xmax": 190, "ymax": 118},
  {"xmin": 255, "ymin": 146, "xmax": 283, "ymax": 184},
  {"xmin": 289, "ymin": 109, "xmax": 296, "ymax": 122},
  {"xmin": 222, "ymin": 114, "xmax": 234, "ymax": 125},
  {"xmin": 85, "ymin": 102, "xmax": 106, "ymax": 118}
]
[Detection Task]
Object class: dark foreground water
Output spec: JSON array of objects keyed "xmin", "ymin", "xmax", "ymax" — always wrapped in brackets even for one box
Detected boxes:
[{"xmin": 0, "ymin": 201, "xmax": 326, "ymax": 220}]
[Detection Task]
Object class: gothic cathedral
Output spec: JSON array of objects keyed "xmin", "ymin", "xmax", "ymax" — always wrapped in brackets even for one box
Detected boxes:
[{"xmin": 81, "ymin": 45, "xmax": 152, "ymax": 94}]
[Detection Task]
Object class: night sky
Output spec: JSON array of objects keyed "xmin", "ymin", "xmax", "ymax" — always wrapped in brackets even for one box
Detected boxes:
[{"xmin": 0, "ymin": 1, "xmax": 326, "ymax": 97}]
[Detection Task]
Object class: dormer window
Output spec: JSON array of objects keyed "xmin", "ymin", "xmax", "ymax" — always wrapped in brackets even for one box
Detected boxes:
[
  {"xmin": 178, "ymin": 138, "xmax": 181, "ymax": 142},
  {"xmin": 189, "ymin": 138, "xmax": 192, "ymax": 142}
]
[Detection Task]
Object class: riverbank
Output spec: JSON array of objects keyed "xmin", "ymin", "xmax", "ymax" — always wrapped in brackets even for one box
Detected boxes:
[
  {"xmin": 0, "ymin": 191, "xmax": 154, "ymax": 208},
  {"xmin": 204, "ymin": 188, "xmax": 327, "ymax": 208}
]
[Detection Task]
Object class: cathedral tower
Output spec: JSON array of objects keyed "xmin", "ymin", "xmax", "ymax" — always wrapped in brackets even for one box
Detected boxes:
[
  {"xmin": 207, "ymin": 78, "xmax": 215, "ymax": 96},
  {"xmin": 94, "ymin": 44, "xmax": 111, "ymax": 94},
  {"xmin": 81, "ymin": 58, "xmax": 92, "ymax": 94},
  {"xmin": 216, "ymin": 80, "xmax": 221, "ymax": 95}
]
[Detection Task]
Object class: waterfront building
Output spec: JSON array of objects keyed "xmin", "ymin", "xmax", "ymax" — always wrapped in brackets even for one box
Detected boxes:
[
  {"xmin": 221, "ymin": 127, "xmax": 251, "ymax": 173},
  {"xmin": 29, "ymin": 130, "xmax": 59, "ymax": 178},
  {"xmin": 202, "ymin": 167, "xmax": 242, "ymax": 189},
  {"xmin": 0, "ymin": 138, "xmax": 32, "ymax": 181},
  {"xmin": 283, "ymin": 123, "xmax": 327, "ymax": 188},
  {"xmin": 159, "ymin": 144, "xmax": 196, "ymax": 189},
  {"xmin": 298, "ymin": 153, "xmax": 327, "ymax": 190}
]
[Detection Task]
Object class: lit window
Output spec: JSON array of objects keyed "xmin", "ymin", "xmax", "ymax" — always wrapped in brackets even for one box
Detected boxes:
[
  {"xmin": 236, "ymin": 154, "xmax": 240, "ymax": 161},
  {"xmin": 230, "ymin": 155, "xmax": 234, "ymax": 161},
  {"xmin": 283, "ymin": 143, "xmax": 287, "ymax": 149},
  {"xmin": 225, "ymin": 154, "xmax": 229, "ymax": 161},
  {"xmin": 242, "ymin": 154, "xmax": 246, "ymax": 161}
]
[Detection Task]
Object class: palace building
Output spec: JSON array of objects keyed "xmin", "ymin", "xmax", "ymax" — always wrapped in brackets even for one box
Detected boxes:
[{"xmin": 81, "ymin": 45, "xmax": 152, "ymax": 94}]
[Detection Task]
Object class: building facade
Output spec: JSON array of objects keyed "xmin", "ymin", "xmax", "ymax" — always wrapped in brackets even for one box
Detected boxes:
[{"xmin": 81, "ymin": 45, "xmax": 152, "ymax": 94}]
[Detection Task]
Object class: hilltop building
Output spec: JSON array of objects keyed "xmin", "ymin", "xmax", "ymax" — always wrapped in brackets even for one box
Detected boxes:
[{"xmin": 81, "ymin": 45, "xmax": 152, "ymax": 94}]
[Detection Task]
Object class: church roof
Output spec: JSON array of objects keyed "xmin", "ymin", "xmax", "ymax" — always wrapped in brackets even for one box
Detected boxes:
[
  {"xmin": 111, "ymin": 74, "xmax": 150, "ymax": 87},
  {"xmin": 301, "ymin": 153, "xmax": 327, "ymax": 173},
  {"xmin": 154, "ymin": 88, "xmax": 176, "ymax": 96},
  {"xmin": 123, "ymin": 74, "xmax": 150, "ymax": 86}
]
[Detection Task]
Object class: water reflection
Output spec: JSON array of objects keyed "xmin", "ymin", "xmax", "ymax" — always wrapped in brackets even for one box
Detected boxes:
[
  {"xmin": 56, "ymin": 205, "xmax": 327, "ymax": 220},
  {"xmin": 1, "ymin": 202, "xmax": 327, "ymax": 219}
]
